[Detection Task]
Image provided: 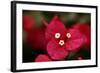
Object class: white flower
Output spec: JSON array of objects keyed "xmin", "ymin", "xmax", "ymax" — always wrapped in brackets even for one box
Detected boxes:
[
  {"xmin": 66, "ymin": 33, "xmax": 71, "ymax": 38},
  {"xmin": 55, "ymin": 33, "xmax": 61, "ymax": 39},
  {"xmin": 59, "ymin": 40, "xmax": 64, "ymax": 46}
]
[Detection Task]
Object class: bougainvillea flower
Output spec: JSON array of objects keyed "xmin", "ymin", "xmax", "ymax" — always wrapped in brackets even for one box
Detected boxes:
[
  {"xmin": 35, "ymin": 54, "xmax": 51, "ymax": 62},
  {"xmin": 23, "ymin": 16, "xmax": 35, "ymax": 32},
  {"xmin": 46, "ymin": 16, "xmax": 86, "ymax": 60},
  {"xmin": 27, "ymin": 28, "xmax": 47, "ymax": 50},
  {"xmin": 73, "ymin": 24, "xmax": 90, "ymax": 48}
]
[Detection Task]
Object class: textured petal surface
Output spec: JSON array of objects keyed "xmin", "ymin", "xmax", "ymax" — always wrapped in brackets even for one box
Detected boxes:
[
  {"xmin": 45, "ymin": 16, "xmax": 67, "ymax": 42},
  {"xmin": 35, "ymin": 54, "xmax": 51, "ymax": 62},
  {"xmin": 66, "ymin": 28, "xmax": 86, "ymax": 52},
  {"xmin": 47, "ymin": 39, "xmax": 68, "ymax": 60}
]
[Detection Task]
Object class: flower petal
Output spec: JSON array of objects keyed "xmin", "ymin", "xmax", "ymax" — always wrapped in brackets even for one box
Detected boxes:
[
  {"xmin": 66, "ymin": 39, "xmax": 84, "ymax": 52},
  {"xmin": 47, "ymin": 39, "xmax": 68, "ymax": 60},
  {"xmin": 35, "ymin": 54, "xmax": 51, "ymax": 62},
  {"xmin": 66, "ymin": 28, "xmax": 86, "ymax": 52},
  {"xmin": 45, "ymin": 16, "xmax": 67, "ymax": 42}
]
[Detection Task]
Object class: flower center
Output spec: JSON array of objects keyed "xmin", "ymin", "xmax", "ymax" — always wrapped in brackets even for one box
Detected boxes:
[
  {"xmin": 66, "ymin": 33, "xmax": 71, "ymax": 38},
  {"xmin": 59, "ymin": 40, "xmax": 64, "ymax": 46},
  {"xmin": 55, "ymin": 33, "xmax": 61, "ymax": 39}
]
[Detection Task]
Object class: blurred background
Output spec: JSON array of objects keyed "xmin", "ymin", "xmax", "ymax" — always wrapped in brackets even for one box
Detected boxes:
[{"xmin": 23, "ymin": 10, "xmax": 91, "ymax": 27}]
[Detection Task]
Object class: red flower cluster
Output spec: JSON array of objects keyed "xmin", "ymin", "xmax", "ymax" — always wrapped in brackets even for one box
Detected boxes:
[{"xmin": 23, "ymin": 15, "xmax": 90, "ymax": 62}]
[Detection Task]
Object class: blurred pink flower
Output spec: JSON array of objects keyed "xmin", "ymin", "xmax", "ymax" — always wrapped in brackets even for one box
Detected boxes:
[
  {"xmin": 24, "ymin": 16, "xmax": 47, "ymax": 50},
  {"xmin": 23, "ymin": 16, "xmax": 35, "ymax": 32},
  {"xmin": 27, "ymin": 28, "xmax": 47, "ymax": 50},
  {"xmin": 46, "ymin": 16, "xmax": 86, "ymax": 60},
  {"xmin": 35, "ymin": 54, "xmax": 51, "ymax": 62},
  {"xmin": 74, "ymin": 24, "xmax": 90, "ymax": 48}
]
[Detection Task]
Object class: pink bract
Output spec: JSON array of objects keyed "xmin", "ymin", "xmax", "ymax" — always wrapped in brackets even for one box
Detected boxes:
[
  {"xmin": 45, "ymin": 16, "xmax": 67, "ymax": 42},
  {"xmin": 47, "ymin": 39, "xmax": 69, "ymax": 60},
  {"xmin": 65, "ymin": 28, "xmax": 86, "ymax": 52},
  {"xmin": 35, "ymin": 54, "xmax": 51, "ymax": 62}
]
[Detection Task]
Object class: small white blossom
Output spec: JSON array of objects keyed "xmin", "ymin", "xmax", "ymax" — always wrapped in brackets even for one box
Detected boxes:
[
  {"xmin": 66, "ymin": 33, "xmax": 71, "ymax": 38},
  {"xmin": 55, "ymin": 33, "xmax": 61, "ymax": 39},
  {"xmin": 59, "ymin": 40, "xmax": 64, "ymax": 46}
]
